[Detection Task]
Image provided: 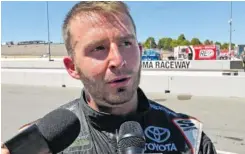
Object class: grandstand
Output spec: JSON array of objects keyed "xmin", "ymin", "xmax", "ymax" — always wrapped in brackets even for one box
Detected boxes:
[
  {"xmin": 17, "ymin": 40, "xmax": 48, "ymax": 45},
  {"xmin": 1, "ymin": 43, "xmax": 67, "ymax": 57}
]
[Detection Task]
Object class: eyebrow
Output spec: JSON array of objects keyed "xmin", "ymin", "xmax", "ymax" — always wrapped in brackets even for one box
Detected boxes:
[
  {"xmin": 74, "ymin": 34, "xmax": 136, "ymax": 50},
  {"xmin": 115, "ymin": 34, "xmax": 136, "ymax": 41}
]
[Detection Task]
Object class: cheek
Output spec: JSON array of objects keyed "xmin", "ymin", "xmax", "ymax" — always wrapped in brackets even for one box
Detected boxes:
[
  {"xmin": 80, "ymin": 58, "xmax": 107, "ymax": 78},
  {"xmin": 124, "ymin": 48, "xmax": 141, "ymax": 70}
]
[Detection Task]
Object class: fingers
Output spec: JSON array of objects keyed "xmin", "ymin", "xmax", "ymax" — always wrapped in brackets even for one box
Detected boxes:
[
  {"xmin": 18, "ymin": 119, "xmax": 40, "ymax": 132},
  {"xmin": 1, "ymin": 143, "xmax": 10, "ymax": 154},
  {"xmin": 1, "ymin": 148, "xmax": 10, "ymax": 154}
]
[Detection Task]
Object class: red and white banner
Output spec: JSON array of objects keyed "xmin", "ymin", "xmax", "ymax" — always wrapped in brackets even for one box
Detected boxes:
[{"xmin": 187, "ymin": 45, "xmax": 218, "ymax": 60}]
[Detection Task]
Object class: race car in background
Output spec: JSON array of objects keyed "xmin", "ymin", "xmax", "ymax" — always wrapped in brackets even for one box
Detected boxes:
[{"xmin": 142, "ymin": 49, "xmax": 161, "ymax": 61}]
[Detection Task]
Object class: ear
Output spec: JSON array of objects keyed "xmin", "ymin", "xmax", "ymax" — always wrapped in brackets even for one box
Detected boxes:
[
  {"xmin": 63, "ymin": 56, "xmax": 81, "ymax": 80},
  {"xmin": 138, "ymin": 43, "xmax": 143, "ymax": 54}
]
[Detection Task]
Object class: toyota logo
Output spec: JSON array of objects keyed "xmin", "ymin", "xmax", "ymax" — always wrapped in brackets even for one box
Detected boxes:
[{"xmin": 145, "ymin": 126, "xmax": 170, "ymax": 143}]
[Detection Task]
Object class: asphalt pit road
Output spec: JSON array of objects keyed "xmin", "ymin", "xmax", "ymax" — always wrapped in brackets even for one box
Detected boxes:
[{"xmin": 223, "ymin": 136, "xmax": 243, "ymax": 142}]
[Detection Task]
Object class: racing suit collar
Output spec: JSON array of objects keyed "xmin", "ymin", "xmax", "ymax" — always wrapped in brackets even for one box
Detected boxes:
[{"xmin": 80, "ymin": 87, "xmax": 150, "ymax": 132}]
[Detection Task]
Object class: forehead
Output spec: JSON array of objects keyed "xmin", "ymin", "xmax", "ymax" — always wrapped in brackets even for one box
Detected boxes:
[{"xmin": 69, "ymin": 12, "xmax": 135, "ymax": 46}]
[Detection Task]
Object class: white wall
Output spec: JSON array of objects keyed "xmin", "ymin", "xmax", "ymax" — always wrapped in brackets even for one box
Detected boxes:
[
  {"xmin": 2, "ymin": 68, "xmax": 245, "ymax": 98},
  {"xmin": 1, "ymin": 58, "xmax": 236, "ymax": 71},
  {"xmin": 169, "ymin": 76, "xmax": 245, "ymax": 97}
]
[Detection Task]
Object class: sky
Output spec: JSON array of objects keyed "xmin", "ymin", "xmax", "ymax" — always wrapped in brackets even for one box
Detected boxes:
[{"xmin": 1, "ymin": 1, "xmax": 245, "ymax": 45}]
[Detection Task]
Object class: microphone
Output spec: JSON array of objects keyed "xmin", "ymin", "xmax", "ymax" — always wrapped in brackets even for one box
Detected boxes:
[
  {"xmin": 4, "ymin": 108, "xmax": 81, "ymax": 154},
  {"xmin": 117, "ymin": 121, "xmax": 146, "ymax": 154}
]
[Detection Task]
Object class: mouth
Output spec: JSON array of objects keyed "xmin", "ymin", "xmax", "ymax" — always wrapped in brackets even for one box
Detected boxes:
[
  {"xmin": 106, "ymin": 76, "xmax": 132, "ymax": 88},
  {"xmin": 108, "ymin": 77, "xmax": 130, "ymax": 83}
]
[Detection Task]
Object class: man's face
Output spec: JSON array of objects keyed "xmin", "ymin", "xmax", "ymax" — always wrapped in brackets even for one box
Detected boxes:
[{"xmin": 68, "ymin": 12, "xmax": 141, "ymax": 107}]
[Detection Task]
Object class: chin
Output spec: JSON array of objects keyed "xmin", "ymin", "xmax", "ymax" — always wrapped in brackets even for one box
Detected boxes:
[{"xmin": 105, "ymin": 87, "xmax": 135, "ymax": 106}]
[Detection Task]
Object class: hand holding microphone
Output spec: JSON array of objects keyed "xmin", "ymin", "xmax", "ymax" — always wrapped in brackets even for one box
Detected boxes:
[
  {"xmin": 1, "ymin": 144, "xmax": 10, "ymax": 154},
  {"xmin": 2, "ymin": 108, "xmax": 80, "ymax": 154}
]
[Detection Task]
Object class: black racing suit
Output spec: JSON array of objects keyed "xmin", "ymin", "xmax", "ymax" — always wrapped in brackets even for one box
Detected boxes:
[{"xmin": 57, "ymin": 88, "xmax": 216, "ymax": 154}]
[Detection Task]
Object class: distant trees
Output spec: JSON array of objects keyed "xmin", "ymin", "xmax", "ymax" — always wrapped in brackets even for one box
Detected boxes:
[
  {"xmin": 190, "ymin": 38, "xmax": 202, "ymax": 45},
  {"xmin": 143, "ymin": 37, "xmax": 157, "ymax": 49},
  {"xmin": 157, "ymin": 37, "xmax": 172, "ymax": 50},
  {"xmin": 142, "ymin": 34, "xmax": 235, "ymax": 51}
]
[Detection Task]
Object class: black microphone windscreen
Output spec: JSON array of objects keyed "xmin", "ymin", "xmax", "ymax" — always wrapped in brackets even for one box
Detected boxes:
[
  {"xmin": 118, "ymin": 121, "xmax": 145, "ymax": 151},
  {"xmin": 37, "ymin": 108, "xmax": 80, "ymax": 153}
]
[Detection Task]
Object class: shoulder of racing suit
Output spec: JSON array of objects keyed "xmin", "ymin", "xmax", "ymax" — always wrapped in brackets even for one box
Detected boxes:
[
  {"xmin": 21, "ymin": 97, "xmax": 215, "ymax": 154},
  {"xmin": 57, "ymin": 99, "xmax": 96, "ymax": 154},
  {"xmin": 145, "ymin": 99, "xmax": 216, "ymax": 154}
]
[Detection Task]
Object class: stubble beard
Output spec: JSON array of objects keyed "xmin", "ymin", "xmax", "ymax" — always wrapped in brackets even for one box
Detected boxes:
[{"xmin": 76, "ymin": 64, "xmax": 142, "ymax": 107}]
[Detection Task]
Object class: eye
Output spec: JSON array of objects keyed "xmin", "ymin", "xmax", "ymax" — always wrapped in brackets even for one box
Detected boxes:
[
  {"xmin": 124, "ymin": 41, "xmax": 132, "ymax": 47},
  {"xmin": 120, "ymin": 41, "xmax": 132, "ymax": 48},
  {"xmin": 92, "ymin": 45, "xmax": 106, "ymax": 52}
]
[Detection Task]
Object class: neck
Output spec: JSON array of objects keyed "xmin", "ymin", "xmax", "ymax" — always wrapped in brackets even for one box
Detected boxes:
[{"xmin": 85, "ymin": 90, "xmax": 138, "ymax": 116}]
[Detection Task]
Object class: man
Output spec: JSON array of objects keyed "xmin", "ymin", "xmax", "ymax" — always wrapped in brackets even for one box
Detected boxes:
[{"xmin": 2, "ymin": 2, "xmax": 217, "ymax": 154}]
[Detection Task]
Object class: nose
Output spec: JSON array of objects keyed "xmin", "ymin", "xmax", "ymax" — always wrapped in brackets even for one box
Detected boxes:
[{"xmin": 108, "ymin": 43, "xmax": 125, "ymax": 69}]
